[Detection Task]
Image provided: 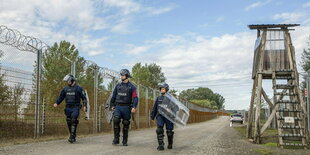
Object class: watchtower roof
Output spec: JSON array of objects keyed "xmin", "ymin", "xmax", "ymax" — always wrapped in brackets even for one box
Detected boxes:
[{"xmin": 248, "ymin": 24, "xmax": 300, "ymax": 30}]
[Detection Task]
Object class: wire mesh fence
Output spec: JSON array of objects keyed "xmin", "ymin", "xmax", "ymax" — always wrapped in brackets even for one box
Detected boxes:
[
  {"xmin": 0, "ymin": 36, "xmax": 38, "ymax": 141},
  {"xmin": 0, "ymin": 25, "xmax": 228, "ymax": 144}
]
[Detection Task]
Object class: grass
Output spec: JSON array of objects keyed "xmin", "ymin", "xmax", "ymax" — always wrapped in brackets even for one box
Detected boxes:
[
  {"xmin": 263, "ymin": 142, "xmax": 277, "ymax": 147},
  {"xmin": 254, "ymin": 149, "xmax": 273, "ymax": 155},
  {"xmin": 234, "ymin": 126, "xmax": 247, "ymax": 138},
  {"xmin": 233, "ymin": 125, "xmax": 310, "ymax": 149},
  {"xmin": 234, "ymin": 125, "xmax": 278, "ymax": 144},
  {"xmin": 255, "ymin": 149, "xmax": 273, "ymax": 155}
]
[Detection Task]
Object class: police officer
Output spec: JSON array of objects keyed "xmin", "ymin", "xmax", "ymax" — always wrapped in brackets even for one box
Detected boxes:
[
  {"xmin": 54, "ymin": 74, "xmax": 87, "ymax": 143},
  {"xmin": 110, "ymin": 69, "xmax": 138, "ymax": 146},
  {"xmin": 151, "ymin": 83, "xmax": 174, "ymax": 151}
]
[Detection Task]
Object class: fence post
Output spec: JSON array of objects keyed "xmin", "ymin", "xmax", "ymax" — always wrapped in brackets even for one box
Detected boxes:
[
  {"xmin": 146, "ymin": 88, "xmax": 149, "ymax": 127},
  {"xmin": 93, "ymin": 66, "xmax": 99, "ymax": 133},
  {"xmin": 41, "ymin": 97, "xmax": 46, "ymax": 135},
  {"xmin": 112, "ymin": 77, "xmax": 116, "ymax": 90},
  {"xmin": 98, "ymin": 90, "xmax": 101, "ymax": 132},
  {"xmin": 153, "ymin": 88, "xmax": 156, "ymax": 102},
  {"xmin": 137, "ymin": 85, "xmax": 140, "ymax": 129},
  {"xmin": 98, "ymin": 104, "xmax": 101, "ymax": 132},
  {"xmin": 307, "ymin": 70, "xmax": 310, "ymax": 132},
  {"xmin": 152, "ymin": 89, "xmax": 156, "ymax": 127},
  {"xmin": 72, "ymin": 61, "xmax": 76, "ymax": 77},
  {"xmin": 34, "ymin": 49, "xmax": 42, "ymax": 138}
]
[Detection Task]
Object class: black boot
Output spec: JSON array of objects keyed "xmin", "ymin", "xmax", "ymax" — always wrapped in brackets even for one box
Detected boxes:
[
  {"xmin": 122, "ymin": 120, "xmax": 130, "ymax": 146},
  {"xmin": 69, "ymin": 118, "xmax": 78, "ymax": 143},
  {"xmin": 112, "ymin": 136, "xmax": 120, "ymax": 145},
  {"xmin": 113, "ymin": 116, "xmax": 121, "ymax": 145},
  {"xmin": 167, "ymin": 130, "xmax": 174, "ymax": 149},
  {"xmin": 156, "ymin": 126, "xmax": 164, "ymax": 151},
  {"xmin": 66, "ymin": 118, "xmax": 73, "ymax": 143}
]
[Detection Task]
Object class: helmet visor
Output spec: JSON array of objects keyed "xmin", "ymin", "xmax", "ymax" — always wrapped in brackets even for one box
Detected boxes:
[{"xmin": 63, "ymin": 75, "xmax": 71, "ymax": 82}]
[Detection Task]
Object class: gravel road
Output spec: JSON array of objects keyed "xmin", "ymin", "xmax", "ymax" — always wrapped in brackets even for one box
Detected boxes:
[{"xmin": 1, "ymin": 116, "xmax": 308, "ymax": 155}]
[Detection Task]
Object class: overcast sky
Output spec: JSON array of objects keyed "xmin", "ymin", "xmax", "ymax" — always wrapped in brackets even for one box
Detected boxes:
[{"xmin": 1, "ymin": 0, "xmax": 310, "ymax": 110}]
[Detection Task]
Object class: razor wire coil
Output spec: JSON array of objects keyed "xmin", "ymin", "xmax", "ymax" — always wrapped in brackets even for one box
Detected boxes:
[{"xmin": 0, "ymin": 25, "xmax": 49, "ymax": 53}]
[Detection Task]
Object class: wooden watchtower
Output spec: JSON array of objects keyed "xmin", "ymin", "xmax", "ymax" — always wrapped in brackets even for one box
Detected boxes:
[{"xmin": 246, "ymin": 24, "xmax": 308, "ymax": 148}]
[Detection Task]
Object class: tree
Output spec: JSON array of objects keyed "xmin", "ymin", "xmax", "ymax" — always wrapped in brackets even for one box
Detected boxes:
[
  {"xmin": 131, "ymin": 62, "xmax": 166, "ymax": 88},
  {"xmin": 301, "ymin": 35, "xmax": 310, "ymax": 89},
  {"xmin": 0, "ymin": 74, "xmax": 10, "ymax": 105},
  {"xmin": 213, "ymin": 93, "xmax": 225, "ymax": 110},
  {"xmin": 0, "ymin": 50, "xmax": 11, "ymax": 105},
  {"xmin": 179, "ymin": 87, "xmax": 225, "ymax": 109},
  {"xmin": 40, "ymin": 41, "xmax": 102, "ymax": 111},
  {"xmin": 147, "ymin": 63, "xmax": 166, "ymax": 88},
  {"xmin": 169, "ymin": 89, "xmax": 178, "ymax": 96},
  {"xmin": 190, "ymin": 99, "xmax": 218, "ymax": 109},
  {"xmin": 40, "ymin": 40, "xmax": 106, "ymax": 112},
  {"xmin": 11, "ymin": 83, "xmax": 25, "ymax": 121}
]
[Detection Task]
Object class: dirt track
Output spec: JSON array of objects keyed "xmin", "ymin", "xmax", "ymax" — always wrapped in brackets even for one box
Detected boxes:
[{"xmin": 0, "ymin": 116, "xmax": 308, "ymax": 155}]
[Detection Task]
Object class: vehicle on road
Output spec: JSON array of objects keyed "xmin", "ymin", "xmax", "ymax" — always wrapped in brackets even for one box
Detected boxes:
[{"xmin": 230, "ymin": 114, "xmax": 244, "ymax": 124}]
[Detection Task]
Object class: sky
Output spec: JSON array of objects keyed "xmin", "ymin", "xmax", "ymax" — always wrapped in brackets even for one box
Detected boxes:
[{"xmin": 0, "ymin": 0, "xmax": 310, "ymax": 110}]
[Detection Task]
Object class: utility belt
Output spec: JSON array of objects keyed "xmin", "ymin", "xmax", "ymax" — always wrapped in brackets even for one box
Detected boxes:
[
  {"xmin": 116, "ymin": 103, "xmax": 132, "ymax": 107},
  {"xmin": 66, "ymin": 104, "xmax": 81, "ymax": 108}
]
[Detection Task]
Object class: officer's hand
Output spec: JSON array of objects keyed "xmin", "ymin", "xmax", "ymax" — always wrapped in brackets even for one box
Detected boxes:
[
  {"xmin": 53, "ymin": 103, "xmax": 58, "ymax": 108},
  {"xmin": 83, "ymin": 106, "xmax": 87, "ymax": 112},
  {"xmin": 131, "ymin": 108, "xmax": 136, "ymax": 113},
  {"xmin": 111, "ymin": 106, "xmax": 115, "ymax": 111}
]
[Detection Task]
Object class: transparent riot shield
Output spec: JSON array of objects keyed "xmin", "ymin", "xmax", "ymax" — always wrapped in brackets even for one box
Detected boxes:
[
  {"xmin": 104, "ymin": 92, "xmax": 114, "ymax": 124},
  {"xmin": 158, "ymin": 93, "xmax": 190, "ymax": 127},
  {"xmin": 84, "ymin": 90, "xmax": 90, "ymax": 120}
]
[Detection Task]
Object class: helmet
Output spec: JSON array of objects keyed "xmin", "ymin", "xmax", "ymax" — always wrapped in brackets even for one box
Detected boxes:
[
  {"xmin": 159, "ymin": 82, "xmax": 169, "ymax": 92},
  {"xmin": 63, "ymin": 74, "xmax": 76, "ymax": 83},
  {"xmin": 120, "ymin": 69, "xmax": 131, "ymax": 78}
]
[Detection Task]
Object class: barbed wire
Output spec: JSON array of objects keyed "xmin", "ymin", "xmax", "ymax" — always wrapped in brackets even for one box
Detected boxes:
[
  {"xmin": 0, "ymin": 25, "xmax": 49, "ymax": 53},
  {"xmin": 99, "ymin": 67, "xmax": 120, "ymax": 79}
]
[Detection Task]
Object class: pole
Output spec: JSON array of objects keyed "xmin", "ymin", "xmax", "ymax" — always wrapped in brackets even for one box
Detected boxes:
[
  {"xmin": 34, "ymin": 49, "xmax": 42, "ymax": 138},
  {"xmin": 93, "ymin": 66, "xmax": 98, "ymax": 133},
  {"xmin": 98, "ymin": 93, "xmax": 101, "ymax": 132},
  {"xmin": 146, "ymin": 88, "xmax": 149, "ymax": 127},
  {"xmin": 137, "ymin": 85, "xmax": 140, "ymax": 129},
  {"xmin": 72, "ymin": 61, "xmax": 76, "ymax": 77},
  {"xmin": 307, "ymin": 70, "xmax": 310, "ymax": 132},
  {"xmin": 63, "ymin": 56, "xmax": 76, "ymax": 77},
  {"xmin": 112, "ymin": 77, "xmax": 116, "ymax": 90},
  {"xmin": 41, "ymin": 98, "xmax": 46, "ymax": 134}
]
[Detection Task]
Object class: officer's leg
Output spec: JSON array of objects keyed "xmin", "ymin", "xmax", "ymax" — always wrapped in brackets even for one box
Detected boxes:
[
  {"xmin": 166, "ymin": 119, "xmax": 174, "ymax": 149},
  {"xmin": 69, "ymin": 108, "xmax": 80, "ymax": 143},
  {"xmin": 65, "ymin": 108, "xmax": 72, "ymax": 134},
  {"xmin": 112, "ymin": 106, "xmax": 121, "ymax": 145},
  {"xmin": 113, "ymin": 116, "xmax": 121, "ymax": 144},
  {"xmin": 70, "ymin": 117, "xmax": 79, "ymax": 142},
  {"xmin": 66, "ymin": 117, "xmax": 72, "ymax": 133},
  {"xmin": 121, "ymin": 106, "xmax": 131, "ymax": 146},
  {"xmin": 65, "ymin": 108, "xmax": 74, "ymax": 143},
  {"xmin": 122, "ymin": 119, "xmax": 130, "ymax": 146},
  {"xmin": 156, "ymin": 115, "xmax": 165, "ymax": 151}
]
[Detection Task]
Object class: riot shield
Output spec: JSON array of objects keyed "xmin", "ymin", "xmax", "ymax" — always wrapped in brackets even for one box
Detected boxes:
[
  {"xmin": 104, "ymin": 92, "xmax": 114, "ymax": 124},
  {"xmin": 158, "ymin": 93, "xmax": 190, "ymax": 127},
  {"xmin": 84, "ymin": 90, "xmax": 90, "ymax": 120}
]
